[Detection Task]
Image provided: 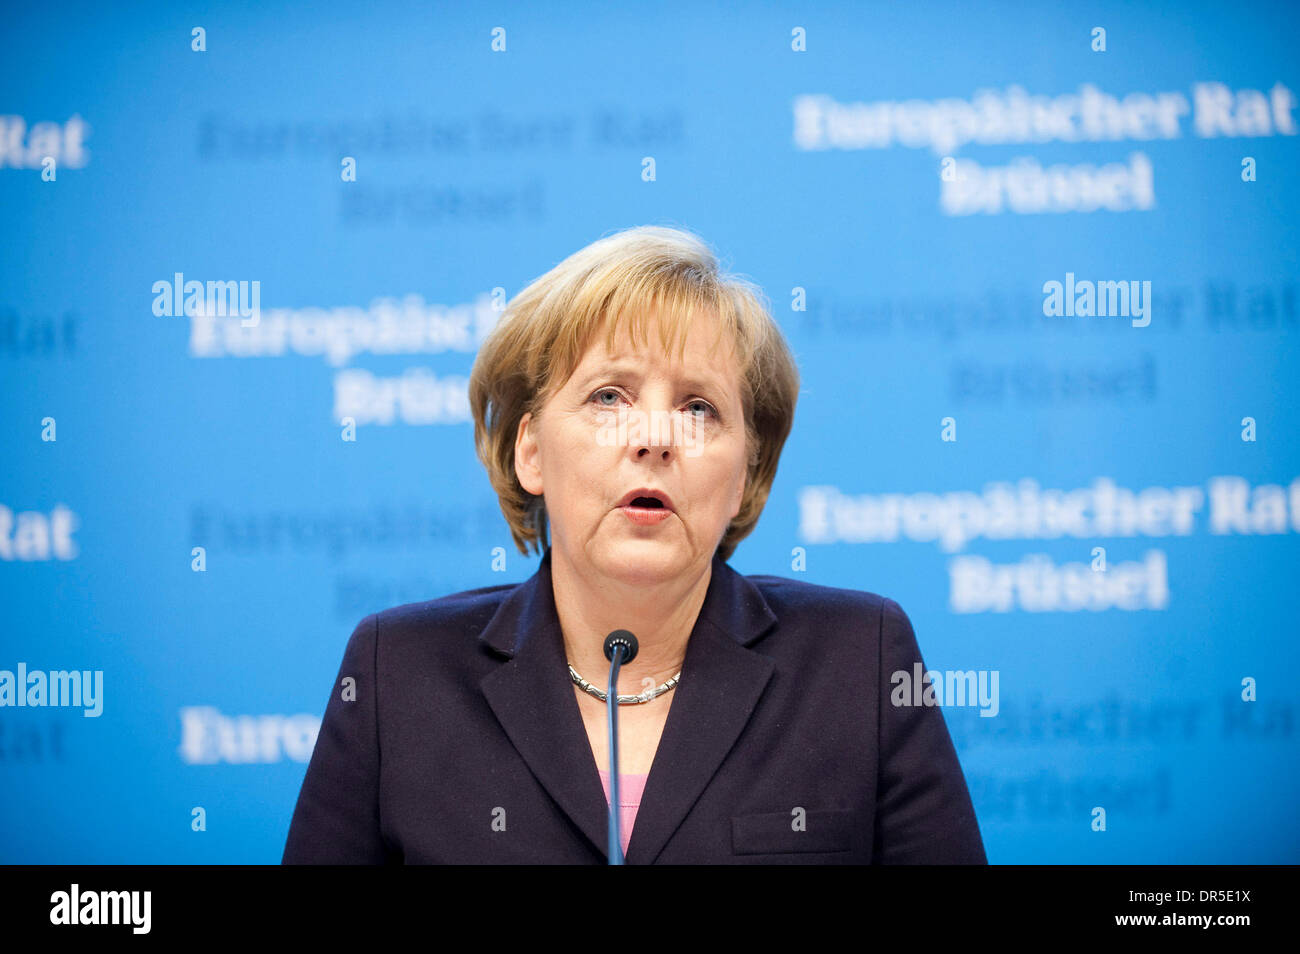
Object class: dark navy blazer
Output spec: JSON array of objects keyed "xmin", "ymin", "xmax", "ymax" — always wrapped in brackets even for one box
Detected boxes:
[{"xmin": 282, "ymin": 547, "xmax": 987, "ymax": 864}]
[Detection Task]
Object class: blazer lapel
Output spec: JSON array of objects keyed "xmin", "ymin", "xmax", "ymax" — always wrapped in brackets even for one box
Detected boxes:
[
  {"xmin": 478, "ymin": 549, "xmax": 610, "ymax": 857},
  {"xmin": 623, "ymin": 555, "xmax": 778, "ymax": 864},
  {"xmin": 478, "ymin": 548, "xmax": 780, "ymax": 864}
]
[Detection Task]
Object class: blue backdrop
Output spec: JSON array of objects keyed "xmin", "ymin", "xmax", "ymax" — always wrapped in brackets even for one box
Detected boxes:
[{"xmin": 2, "ymin": 0, "xmax": 1297, "ymax": 863}]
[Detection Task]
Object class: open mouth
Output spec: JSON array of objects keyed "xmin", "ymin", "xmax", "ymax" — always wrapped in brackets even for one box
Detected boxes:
[
  {"xmin": 618, "ymin": 490, "xmax": 674, "ymax": 524},
  {"xmin": 618, "ymin": 488, "xmax": 675, "ymax": 511}
]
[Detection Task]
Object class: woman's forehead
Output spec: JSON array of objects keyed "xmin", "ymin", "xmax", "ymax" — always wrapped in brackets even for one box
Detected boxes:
[{"xmin": 573, "ymin": 329, "xmax": 741, "ymax": 391}]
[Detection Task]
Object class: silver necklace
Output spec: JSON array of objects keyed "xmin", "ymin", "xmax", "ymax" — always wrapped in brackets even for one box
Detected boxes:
[{"xmin": 568, "ymin": 664, "xmax": 681, "ymax": 705}]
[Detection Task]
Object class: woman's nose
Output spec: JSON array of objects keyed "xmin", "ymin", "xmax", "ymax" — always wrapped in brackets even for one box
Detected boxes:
[{"xmin": 631, "ymin": 407, "xmax": 678, "ymax": 448}]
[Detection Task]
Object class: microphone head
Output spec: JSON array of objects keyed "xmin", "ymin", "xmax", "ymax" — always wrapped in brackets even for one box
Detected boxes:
[{"xmin": 603, "ymin": 630, "xmax": 638, "ymax": 664}]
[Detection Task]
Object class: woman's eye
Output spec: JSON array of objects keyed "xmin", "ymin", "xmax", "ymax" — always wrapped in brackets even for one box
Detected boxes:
[{"xmin": 590, "ymin": 388, "xmax": 717, "ymax": 419}]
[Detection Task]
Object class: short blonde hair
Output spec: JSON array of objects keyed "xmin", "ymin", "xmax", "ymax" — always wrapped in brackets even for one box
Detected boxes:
[{"xmin": 468, "ymin": 225, "xmax": 800, "ymax": 562}]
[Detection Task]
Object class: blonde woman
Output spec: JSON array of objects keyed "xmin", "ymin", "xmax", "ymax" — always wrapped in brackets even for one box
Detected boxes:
[{"xmin": 283, "ymin": 225, "xmax": 986, "ymax": 864}]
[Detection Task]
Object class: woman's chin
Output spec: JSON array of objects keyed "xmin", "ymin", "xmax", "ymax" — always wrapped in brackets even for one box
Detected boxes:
[{"xmin": 592, "ymin": 537, "xmax": 694, "ymax": 583}]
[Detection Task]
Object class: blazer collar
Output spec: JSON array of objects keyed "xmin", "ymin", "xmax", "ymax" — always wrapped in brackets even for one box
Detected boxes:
[
  {"xmin": 477, "ymin": 547, "xmax": 778, "ymax": 657},
  {"xmin": 477, "ymin": 547, "xmax": 779, "ymax": 863}
]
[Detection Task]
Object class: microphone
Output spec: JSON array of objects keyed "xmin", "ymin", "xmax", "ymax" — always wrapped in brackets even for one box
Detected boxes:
[
  {"xmin": 603, "ymin": 630, "xmax": 638, "ymax": 665},
  {"xmin": 603, "ymin": 629, "xmax": 638, "ymax": 865}
]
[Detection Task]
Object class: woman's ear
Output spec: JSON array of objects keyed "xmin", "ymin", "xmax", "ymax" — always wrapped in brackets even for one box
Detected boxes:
[{"xmin": 515, "ymin": 411, "xmax": 543, "ymax": 495}]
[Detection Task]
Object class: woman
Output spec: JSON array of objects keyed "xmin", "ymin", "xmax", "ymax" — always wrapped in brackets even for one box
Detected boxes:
[{"xmin": 282, "ymin": 225, "xmax": 986, "ymax": 864}]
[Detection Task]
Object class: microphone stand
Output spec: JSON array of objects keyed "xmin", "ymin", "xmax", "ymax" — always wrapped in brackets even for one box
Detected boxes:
[{"xmin": 603, "ymin": 630, "xmax": 638, "ymax": 865}]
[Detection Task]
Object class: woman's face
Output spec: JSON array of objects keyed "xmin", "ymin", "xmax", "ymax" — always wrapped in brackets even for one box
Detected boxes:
[{"xmin": 515, "ymin": 310, "xmax": 750, "ymax": 585}]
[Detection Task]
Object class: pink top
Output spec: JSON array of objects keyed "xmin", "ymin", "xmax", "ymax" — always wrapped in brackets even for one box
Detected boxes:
[{"xmin": 597, "ymin": 769, "xmax": 648, "ymax": 858}]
